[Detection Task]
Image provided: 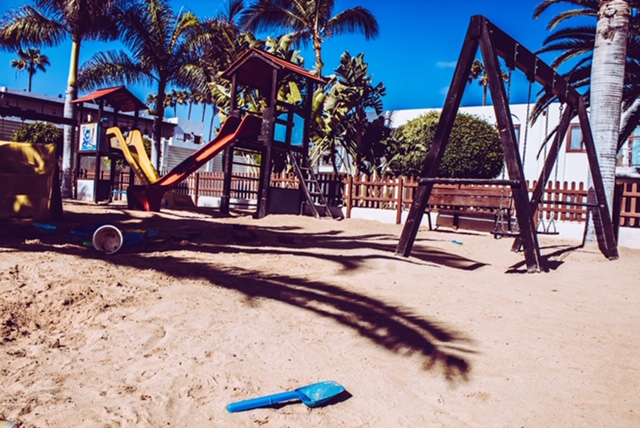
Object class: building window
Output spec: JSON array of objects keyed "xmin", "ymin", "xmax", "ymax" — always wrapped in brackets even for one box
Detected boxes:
[
  {"xmin": 321, "ymin": 153, "xmax": 333, "ymax": 167},
  {"xmin": 630, "ymin": 126, "xmax": 640, "ymax": 167},
  {"xmin": 566, "ymin": 124, "xmax": 585, "ymax": 152}
]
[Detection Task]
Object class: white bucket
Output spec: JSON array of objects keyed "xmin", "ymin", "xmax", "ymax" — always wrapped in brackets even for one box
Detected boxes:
[{"xmin": 92, "ymin": 225, "xmax": 124, "ymax": 254}]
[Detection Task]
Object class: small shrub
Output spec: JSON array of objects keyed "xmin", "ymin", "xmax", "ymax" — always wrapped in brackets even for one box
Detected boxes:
[{"xmin": 385, "ymin": 111, "xmax": 503, "ymax": 178}]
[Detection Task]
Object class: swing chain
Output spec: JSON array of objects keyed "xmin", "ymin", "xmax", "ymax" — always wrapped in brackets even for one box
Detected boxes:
[
  {"xmin": 538, "ymin": 105, "xmax": 550, "ymax": 229},
  {"xmin": 497, "ymin": 64, "xmax": 517, "ymax": 234},
  {"xmin": 497, "ymin": 183, "xmax": 507, "ymax": 233},
  {"xmin": 545, "ymin": 103, "xmax": 563, "ymax": 234},
  {"xmin": 539, "ymin": 103, "xmax": 564, "ymax": 235},
  {"xmin": 521, "ymin": 81, "xmax": 533, "ymax": 170}
]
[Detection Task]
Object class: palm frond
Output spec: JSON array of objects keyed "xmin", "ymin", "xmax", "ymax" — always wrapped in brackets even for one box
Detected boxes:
[
  {"xmin": 78, "ymin": 50, "xmax": 153, "ymax": 90},
  {"xmin": 546, "ymin": 8, "xmax": 598, "ymax": 30},
  {"xmin": 533, "ymin": 0, "xmax": 599, "ymax": 23},
  {"xmin": 0, "ymin": 5, "xmax": 66, "ymax": 49},
  {"xmin": 328, "ymin": 7, "xmax": 379, "ymax": 40}
]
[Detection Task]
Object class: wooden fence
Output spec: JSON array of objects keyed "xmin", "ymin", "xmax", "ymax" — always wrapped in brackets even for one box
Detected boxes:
[
  {"xmin": 617, "ymin": 178, "xmax": 640, "ymax": 227},
  {"xmin": 344, "ymin": 175, "xmax": 640, "ymax": 228},
  {"xmin": 84, "ymin": 169, "xmax": 640, "ymax": 228}
]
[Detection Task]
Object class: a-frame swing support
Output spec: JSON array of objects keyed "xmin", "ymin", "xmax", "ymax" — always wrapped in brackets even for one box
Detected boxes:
[{"xmin": 395, "ymin": 15, "xmax": 618, "ymax": 272}]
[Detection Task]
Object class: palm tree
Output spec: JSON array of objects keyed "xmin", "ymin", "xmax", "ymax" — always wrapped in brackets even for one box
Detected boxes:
[
  {"xmin": 589, "ymin": 0, "xmax": 630, "ymax": 218},
  {"xmin": 468, "ymin": 59, "xmax": 510, "ymax": 106},
  {"xmin": 313, "ymin": 52, "xmax": 386, "ymax": 175},
  {"xmin": 146, "ymin": 92, "xmax": 183, "ymax": 117},
  {"xmin": 186, "ymin": 89, "xmax": 199, "ymax": 120},
  {"xmin": 164, "ymin": 89, "xmax": 189, "ymax": 117},
  {"xmin": 0, "ymin": 0, "xmax": 125, "ymax": 198},
  {"xmin": 11, "ymin": 47, "xmax": 50, "ymax": 92},
  {"xmin": 78, "ymin": 0, "xmax": 201, "ymax": 169},
  {"xmin": 534, "ymin": 0, "xmax": 633, "ymax": 240},
  {"xmin": 533, "ymin": 0, "xmax": 640, "ymax": 147},
  {"xmin": 175, "ymin": 1, "xmax": 261, "ymax": 129},
  {"xmin": 238, "ymin": 0, "xmax": 379, "ymax": 76}
]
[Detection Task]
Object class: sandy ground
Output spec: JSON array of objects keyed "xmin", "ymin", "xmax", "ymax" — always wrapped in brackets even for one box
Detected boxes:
[{"xmin": 0, "ymin": 200, "xmax": 639, "ymax": 427}]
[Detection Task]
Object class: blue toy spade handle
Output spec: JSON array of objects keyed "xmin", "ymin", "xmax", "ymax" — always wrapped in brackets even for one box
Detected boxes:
[{"xmin": 227, "ymin": 390, "xmax": 302, "ymax": 413}]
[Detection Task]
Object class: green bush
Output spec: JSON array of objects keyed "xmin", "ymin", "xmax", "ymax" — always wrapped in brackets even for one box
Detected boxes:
[
  {"xmin": 12, "ymin": 121, "xmax": 63, "ymax": 146},
  {"xmin": 386, "ymin": 111, "xmax": 504, "ymax": 178}
]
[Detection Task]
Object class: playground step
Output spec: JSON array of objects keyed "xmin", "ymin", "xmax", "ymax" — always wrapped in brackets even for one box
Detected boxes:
[{"xmin": 288, "ymin": 151, "xmax": 334, "ymax": 219}]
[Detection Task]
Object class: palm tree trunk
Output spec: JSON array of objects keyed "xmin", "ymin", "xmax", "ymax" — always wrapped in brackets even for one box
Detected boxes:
[
  {"xmin": 313, "ymin": 34, "xmax": 324, "ymax": 76},
  {"xmin": 61, "ymin": 40, "xmax": 81, "ymax": 199},
  {"xmin": 585, "ymin": 0, "xmax": 629, "ymax": 243},
  {"xmin": 152, "ymin": 80, "xmax": 167, "ymax": 170},
  {"xmin": 355, "ymin": 106, "xmax": 364, "ymax": 175},
  {"xmin": 209, "ymin": 104, "xmax": 216, "ymax": 141}
]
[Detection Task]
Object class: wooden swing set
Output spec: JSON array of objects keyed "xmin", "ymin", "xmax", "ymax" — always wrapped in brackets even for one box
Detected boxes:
[{"xmin": 395, "ymin": 15, "xmax": 619, "ymax": 273}]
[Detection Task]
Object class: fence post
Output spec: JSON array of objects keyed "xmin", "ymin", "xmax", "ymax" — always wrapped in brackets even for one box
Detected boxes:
[
  {"xmin": 346, "ymin": 175, "xmax": 353, "ymax": 219},
  {"xmin": 632, "ymin": 182, "xmax": 639, "ymax": 227},
  {"xmin": 613, "ymin": 182, "xmax": 624, "ymax": 238},
  {"xmin": 396, "ymin": 177, "xmax": 404, "ymax": 224},
  {"xmin": 194, "ymin": 172, "xmax": 200, "ymax": 206}
]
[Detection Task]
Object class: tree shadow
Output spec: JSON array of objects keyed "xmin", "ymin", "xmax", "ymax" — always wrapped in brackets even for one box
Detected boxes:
[{"xmin": 0, "ymin": 205, "xmax": 477, "ymax": 383}]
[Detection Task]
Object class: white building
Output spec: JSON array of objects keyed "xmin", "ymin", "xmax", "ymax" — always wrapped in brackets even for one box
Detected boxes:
[
  {"xmin": 384, "ymin": 103, "xmax": 640, "ymax": 184},
  {"xmin": 161, "ymin": 117, "xmax": 223, "ymax": 172}
]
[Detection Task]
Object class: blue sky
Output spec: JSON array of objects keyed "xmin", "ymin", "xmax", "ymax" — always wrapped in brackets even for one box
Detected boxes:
[{"xmin": 0, "ymin": 0, "xmax": 578, "ymax": 116}]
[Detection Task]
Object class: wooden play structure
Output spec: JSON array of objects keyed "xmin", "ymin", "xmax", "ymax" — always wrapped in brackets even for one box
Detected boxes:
[
  {"xmin": 72, "ymin": 86, "xmax": 147, "ymax": 203},
  {"xmin": 396, "ymin": 15, "xmax": 619, "ymax": 273},
  {"xmin": 219, "ymin": 48, "xmax": 334, "ymax": 219},
  {"xmin": 126, "ymin": 48, "xmax": 334, "ymax": 218}
]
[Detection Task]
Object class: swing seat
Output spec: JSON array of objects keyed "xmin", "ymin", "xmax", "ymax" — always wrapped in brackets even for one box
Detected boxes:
[
  {"xmin": 536, "ymin": 219, "xmax": 560, "ymax": 236},
  {"xmin": 536, "ymin": 229, "xmax": 559, "ymax": 236},
  {"xmin": 491, "ymin": 229, "xmax": 520, "ymax": 238},
  {"xmin": 428, "ymin": 185, "xmax": 514, "ymax": 233}
]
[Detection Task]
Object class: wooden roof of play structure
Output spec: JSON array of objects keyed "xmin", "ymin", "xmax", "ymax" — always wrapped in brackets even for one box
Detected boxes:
[
  {"xmin": 73, "ymin": 86, "xmax": 148, "ymax": 112},
  {"xmin": 221, "ymin": 48, "xmax": 326, "ymax": 91}
]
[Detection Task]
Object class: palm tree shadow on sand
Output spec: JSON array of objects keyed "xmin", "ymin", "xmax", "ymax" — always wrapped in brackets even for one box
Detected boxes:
[
  {"xmin": 179, "ymin": 258, "xmax": 476, "ymax": 382},
  {"xmin": 1, "ymin": 206, "xmax": 478, "ymax": 383}
]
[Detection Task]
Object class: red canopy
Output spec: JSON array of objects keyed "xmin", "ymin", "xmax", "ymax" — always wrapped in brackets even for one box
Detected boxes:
[{"xmin": 73, "ymin": 86, "xmax": 147, "ymax": 112}]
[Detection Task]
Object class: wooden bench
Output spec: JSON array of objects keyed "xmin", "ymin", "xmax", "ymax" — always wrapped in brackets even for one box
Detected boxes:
[{"xmin": 426, "ymin": 184, "xmax": 516, "ymax": 234}]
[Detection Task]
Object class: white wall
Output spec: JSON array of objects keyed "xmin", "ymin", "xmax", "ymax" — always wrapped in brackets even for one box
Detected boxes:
[
  {"xmin": 160, "ymin": 116, "xmax": 220, "ymax": 172},
  {"xmin": 385, "ymin": 102, "xmax": 593, "ymax": 185}
]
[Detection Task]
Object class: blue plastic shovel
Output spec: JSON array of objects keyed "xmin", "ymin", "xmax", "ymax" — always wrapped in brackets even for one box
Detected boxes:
[{"xmin": 226, "ymin": 380, "xmax": 345, "ymax": 413}]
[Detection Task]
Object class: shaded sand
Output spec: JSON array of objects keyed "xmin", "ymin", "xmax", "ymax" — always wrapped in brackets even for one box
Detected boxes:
[{"xmin": 1, "ymin": 201, "xmax": 639, "ymax": 427}]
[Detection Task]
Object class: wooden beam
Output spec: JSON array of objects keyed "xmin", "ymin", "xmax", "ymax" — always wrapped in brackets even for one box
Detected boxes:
[
  {"xmin": 481, "ymin": 20, "xmax": 542, "ymax": 273},
  {"xmin": 396, "ymin": 16, "xmax": 481, "ymax": 257},
  {"xmin": 479, "ymin": 16, "xmax": 581, "ymax": 107},
  {"xmin": 577, "ymin": 98, "xmax": 619, "ymax": 259},
  {"xmin": 420, "ymin": 178, "xmax": 520, "ymax": 186},
  {"xmin": 511, "ymin": 105, "xmax": 575, "ymax": 252},
  {"xmin": 255, "ymin": 67, "xmax": 279, "ymax": 219}
]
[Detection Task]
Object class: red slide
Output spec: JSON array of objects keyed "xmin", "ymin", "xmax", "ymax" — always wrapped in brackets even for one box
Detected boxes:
[{"xmin": 129, "ymin": 114, "xmax": 262, "ymax": 211}]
